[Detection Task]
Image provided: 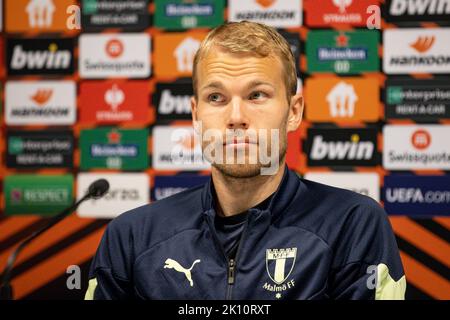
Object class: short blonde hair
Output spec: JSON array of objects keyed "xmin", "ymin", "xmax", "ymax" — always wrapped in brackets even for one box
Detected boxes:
[{"xmin": 192, "ymin": 21, "xmax": 297, "ymax": 101}]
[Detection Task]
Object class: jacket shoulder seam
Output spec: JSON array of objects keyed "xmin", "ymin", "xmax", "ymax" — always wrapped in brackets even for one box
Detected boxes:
[
  {"xmin": 133, "ymin": 227, "xmax": 203, "ymax": 268},
  {"xmin": 91, "ymin": 266, "xmax": 131, "ymax": 282}
]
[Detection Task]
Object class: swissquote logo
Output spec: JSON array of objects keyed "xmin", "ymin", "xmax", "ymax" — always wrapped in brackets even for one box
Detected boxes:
[
  {"xmin": 386, "ymin": 0, "xmax": 450, "ymax": 22},
  {"xmin": 79, "ymin": 33, "xmax": 151, "ymax": 78},
  {"xmin": 105, "ymin": 38, "xmax": 124, "ymax": 58},
  {"xmin": 384, "ymin": 28, "xmax": 450, "ymax": 74},
  {"xmin": 383, "ymin": 125, "xmax": 450, "ymax": 170},
  {"xmin": 306, "ymin": 128, "xmax": 378, "ymax": 167},
  {"xmin": 229, "ymin": 0, "xmax": 302, "ymax": 28},
  {"xmin": 80, "ymin": 81, "xmax": 149, "ymax": 124},
  {"xmin": 7, "ymin": 38, "xmax": 74, "ymax": 75},
  {"xmin": 411, "ymin": 129, "xmax": 431, "ymax": 150},
  {"xmin": 5, "ymin": 80, "xmax": 76, "ymax": 125},
  {"xmin": 263, "ymin": 247, "xmax": 297, "ymax": 299}
]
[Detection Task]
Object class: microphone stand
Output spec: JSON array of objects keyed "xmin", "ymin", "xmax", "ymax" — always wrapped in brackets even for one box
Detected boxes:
[{"xmin": 0, "ymin": 178, "xmax": 109, "ymax": 300}]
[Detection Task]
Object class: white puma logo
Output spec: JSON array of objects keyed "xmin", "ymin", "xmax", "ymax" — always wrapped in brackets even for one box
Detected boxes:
[{"xmin": 164, "ymin": 258, "xmax": 201, "ymax": 287}]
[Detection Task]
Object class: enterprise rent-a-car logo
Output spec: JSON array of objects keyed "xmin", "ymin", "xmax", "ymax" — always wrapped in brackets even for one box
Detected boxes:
[
  {"xmin": 7, "ymin": 130, "xmax": 74, "ymax": 168},
  {"xmin": 385, "ymin": 79, "xmax": 450, "ymax": 121}
]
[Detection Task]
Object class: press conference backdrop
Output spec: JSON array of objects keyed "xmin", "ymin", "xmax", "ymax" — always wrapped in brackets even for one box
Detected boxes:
[{"xmin": 0, "ymin": 0, "xmax": 449, "ymax": 300}]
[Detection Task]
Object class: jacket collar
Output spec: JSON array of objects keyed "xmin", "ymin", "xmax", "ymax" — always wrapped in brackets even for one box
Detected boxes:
[{"xmin": 201, "ymin": 165, "xmax": 303, "ymax": 221}]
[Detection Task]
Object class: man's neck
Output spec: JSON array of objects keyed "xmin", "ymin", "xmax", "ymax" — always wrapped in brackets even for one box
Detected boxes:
[{"xmin": 212, "ymin": 163, "xmax": 286, "ymax": 217}]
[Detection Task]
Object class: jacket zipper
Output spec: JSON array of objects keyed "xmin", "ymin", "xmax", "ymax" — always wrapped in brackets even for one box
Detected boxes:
[
  {"xmin": 225, "ymin": 219, "xmax": 249, "ymax": 300},
  {"xmin": 227, "ymin": 258, "xmax": 236, "ymax": 299},
  {"xmin": 205, "ymin": 212, "xmax": 250, "ymax": 300}
]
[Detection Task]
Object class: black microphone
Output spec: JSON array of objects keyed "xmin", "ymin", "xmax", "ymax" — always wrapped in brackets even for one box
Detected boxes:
[
  {"xmin": 88, "ymin": 179, "xmax": 110, "ymax": 200},
  {"xmin": 0, "ymin": 179, "xmax": 110, "ymax": 300}
]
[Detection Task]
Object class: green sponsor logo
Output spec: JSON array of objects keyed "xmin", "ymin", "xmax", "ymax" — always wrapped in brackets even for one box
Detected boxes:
[
  {"xmin": 82, "ymin": 0, "xmax": 98, "ymax": 14},
  {"xmin": 5, "ymin": 175, "xmax": 73, "ymax": 216},
  {"xmin": 8, "ymin": 137, "xmax": 24, "ymax": 155},
  {"xmin": 80, "ymin": 128, "xmax": 148, "ymax": 170},
  {"xmin": 306, "ymin": 30, "xmax": 379, "ymax": 74},
  {"xmin": 154, "ymin": 0, "xmax": 224, "ymax": 29},
  {"xmin": 387, "ymin": 87, "xmax": 404, "ymax": 104}
]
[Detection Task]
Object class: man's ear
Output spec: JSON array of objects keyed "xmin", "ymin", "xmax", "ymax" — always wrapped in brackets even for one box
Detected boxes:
[
  {"xmin": 287, "ymin": 93, "xmax": 304, "ymax": 132},
  {"xmin": 191, "ymin": 96, "xmax": 200, "ymax": 134}
]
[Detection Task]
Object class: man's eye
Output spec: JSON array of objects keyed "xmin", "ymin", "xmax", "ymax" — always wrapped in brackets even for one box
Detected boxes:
[
  {"xmin": 249, "ymin": 91, "xmax": 267, "ymax": 100},
  {"xmin": 208, "ymin": 93, "xmax": 225, "ymax": 103}
]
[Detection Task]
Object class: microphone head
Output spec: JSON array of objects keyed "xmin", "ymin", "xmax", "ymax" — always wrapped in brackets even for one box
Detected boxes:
[{"xmin": 87, "ymin": 179, "xmax": 110, "ymax": 199}]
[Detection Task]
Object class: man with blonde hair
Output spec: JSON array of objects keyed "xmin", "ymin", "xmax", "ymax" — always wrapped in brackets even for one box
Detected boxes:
[{"xmin": 86, "ymin": 21, "xmax": 406, "ymax": 300}]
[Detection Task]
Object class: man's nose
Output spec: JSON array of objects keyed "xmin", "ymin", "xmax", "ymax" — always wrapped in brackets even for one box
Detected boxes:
[{"xmin": 226, "ymin": 97, "xmax": 249, "ymax": 130}]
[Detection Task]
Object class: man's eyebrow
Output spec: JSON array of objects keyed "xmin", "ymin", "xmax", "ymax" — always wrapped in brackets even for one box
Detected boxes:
[
  {"xmin": 200, "ymin": 81, "xmax": 225, "ymax": 91},
  {"xmin": 200, "ymin": 80, "xmax": 275, "ymax": 92},
  {"xmin": 245, "ymin": 80, "xmax": 275, "ymax": 90}
]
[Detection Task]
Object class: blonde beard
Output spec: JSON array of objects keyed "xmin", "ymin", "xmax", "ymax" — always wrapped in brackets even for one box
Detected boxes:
[{"xmin": 207, "ymin": 137, "xmax": 287, "ymax": 178}]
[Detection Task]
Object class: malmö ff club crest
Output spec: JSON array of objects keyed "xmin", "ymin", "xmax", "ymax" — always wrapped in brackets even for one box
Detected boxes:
[{"xmin": 263, "ymin": 247, "xmax": 297, "ymax": 299}]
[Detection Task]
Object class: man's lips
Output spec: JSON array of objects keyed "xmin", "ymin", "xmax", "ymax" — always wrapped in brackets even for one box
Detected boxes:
[{"xmin": 223, "ymin": 138, "xmax": 258, "ymax": 146}]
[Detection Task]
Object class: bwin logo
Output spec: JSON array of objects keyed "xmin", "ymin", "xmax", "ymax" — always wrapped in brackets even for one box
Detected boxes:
[
  {"xmin": 389, "ymin": 0, "xmax": 450, "ymax": 16},
  {"xmin": 158, "ymin": 89, "xmax": 191, "ymax": 115},
  {"xmin": 11, "ymin": 43, "xmax": 71, "ymax": 70},
  {"xmin": 311, "ymin": 134, "xmax": 374, "ymax": 160}
]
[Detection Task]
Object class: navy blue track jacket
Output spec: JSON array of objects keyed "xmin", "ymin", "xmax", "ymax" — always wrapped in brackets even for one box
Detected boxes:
[{"xmin": 85, "ymin": 167, "xmax": 406, "ymax": 300}]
